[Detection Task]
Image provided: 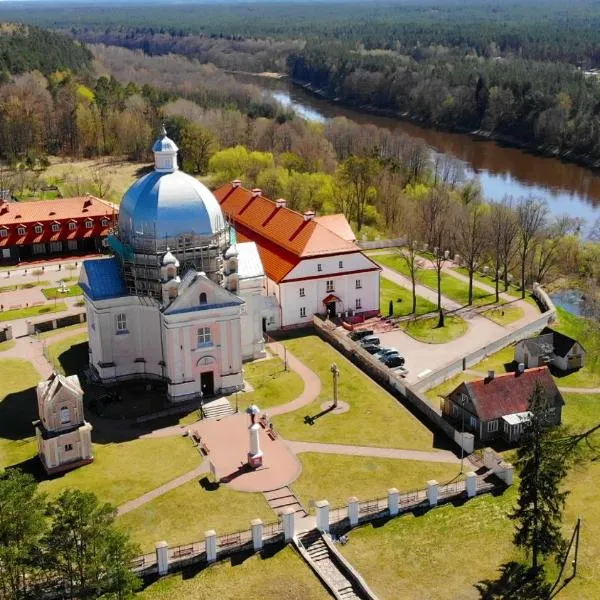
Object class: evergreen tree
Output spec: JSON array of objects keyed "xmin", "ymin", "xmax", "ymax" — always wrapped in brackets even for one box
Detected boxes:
[{"xmin": 510, "ymin": 383, "xmax": 569, "ymax": 570}]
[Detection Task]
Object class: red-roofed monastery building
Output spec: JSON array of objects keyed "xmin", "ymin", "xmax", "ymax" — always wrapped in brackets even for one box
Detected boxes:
[
  {"xmin": 214, "ymin": 181, "xmax": 381, "ymax": 328},
  {"xmin": 0, "ymin": 195, "xmax": 116, "ymax": 263}
]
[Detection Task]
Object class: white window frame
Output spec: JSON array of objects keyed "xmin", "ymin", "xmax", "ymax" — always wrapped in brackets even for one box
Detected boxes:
[
  {"xmin": 60, "ymin": 407, "xmax": 70, "ymax": 424},
  {"xmin": 17, "ymin": 226, "xmax": 25, "ymax": 235},
  {"xmin": 355, "ymin": 298, "xmax": 362, "ymax": 310},
  {"xmin": 355, "ymin": 279, "xmax": 362, "ymax": 289},
  {"xmin": 34, "ymin": 224, "xmax": 43, "ymax": 234},
  {"xmin": 487, "ymin": 419, "xmax": 498, "ymax": 433},
  {"xmin": 51, "ymin": 223, "xmax": 60, "ymax": 232},
  {"xmin": 469, "ymin": 415, "xmax": 477, "ymax": 430},
  {"xmin": 317, "ymin": 264, "xmax": 322, "ymax": 272},
  {"xmin": 0, "ymin": 228, "xmax": 6, "ymax": 238},
  {"xmin": 197, "ymin": 327, "xmax": 212, "ymax": 347},
  {"xmin": 64, "ymin": 443, "xmax": 73, "ymax": 452},
  {"xmin": 85, "ymin": 219, "xmax": 93, "ymax": 229},
  {"xmin": 326, "ymin": 280, "xmax": 334, "ymax": 293},
  {"xmin": 116, "ymin": 313, "xmax": 128, "ymax": 334},
  {"xmin": 300, "ymin": 307, "xmax": 306, "ymax": 318},
  {"xmin": 299, "ymin": 287, "xmax": 305, "ymax": 297},
  {"xmin": 68, "ymin": 221, "xmax": 77, "ymax": 231},
  {"xmin": 101, "ymin": 218, "xmax": 109, "ymax": 227}
]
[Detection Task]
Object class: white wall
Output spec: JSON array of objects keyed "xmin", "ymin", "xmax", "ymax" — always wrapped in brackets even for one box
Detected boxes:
[{"xmin": 284, "ymin": 252, "xmax": 377, "ymax": 280}]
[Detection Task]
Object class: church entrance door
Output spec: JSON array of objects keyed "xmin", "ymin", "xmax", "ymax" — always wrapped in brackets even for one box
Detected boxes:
[
  {"xmin": 200, "ymin": 371, "xmax": 214, "ymax": 397},
  {"xmin": 326, "ymin": 301, "xmax": 336, "ymax": 318}
]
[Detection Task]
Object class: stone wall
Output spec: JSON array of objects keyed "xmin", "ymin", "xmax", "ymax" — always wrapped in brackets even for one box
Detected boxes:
[
  {"xmin": 29, "ymin": 312, "xmax": 86, "ymax": 334},
  {"xmin": 358, "ymin": 237, "xmax": 406, "ymax": 250},
  {"xmin": 0, "ymin": 324, "xmax": 12, "ymax": 342}
]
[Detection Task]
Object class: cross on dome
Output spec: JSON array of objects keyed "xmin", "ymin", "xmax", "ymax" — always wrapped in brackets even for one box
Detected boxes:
[{"xmin": 152, "ymin": 125, "xmax": 179, "ymax": 173}]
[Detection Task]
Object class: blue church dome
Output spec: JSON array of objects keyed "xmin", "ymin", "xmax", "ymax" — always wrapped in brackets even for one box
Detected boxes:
[{"xmin": 118, "ymin": 127, "xmax": 226, "ymax": 250}]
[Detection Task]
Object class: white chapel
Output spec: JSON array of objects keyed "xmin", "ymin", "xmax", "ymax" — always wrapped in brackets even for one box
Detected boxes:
[{"xmin": 79, "ymin": 127, "xmax": 271, "ymax": 402}]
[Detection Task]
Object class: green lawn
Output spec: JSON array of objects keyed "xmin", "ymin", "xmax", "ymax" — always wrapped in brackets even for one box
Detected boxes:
[
  {"xmin": 292, "ymin": 453, "xmax": 462, "ymax": 510},
  {"xmin": 375, "ymin": 254, "xmax": 500, "ymax": 307},
  {"xmin": 239, "ymin": 356, "xmax": 305, "ymax": 411},
  {"xmin": 36, "ymin": 322, "xmax": 87, "ymax": 340},
  {"xmin": 482, "ymin": 304, "xmax": 525, "ymax": 326},
  {"xmin": 0, "ymin": 280, "xmax": 50, "ymax": 293},
  {"xmin": 561, "ymin": 393, "xmax": 600, "ymax": 432},
  {"xmin": 456, "ymin": 266, "xmax": 523, "ymax": 297},
  {"xmin": 274, "ymin": 335, "xmax": 436, "ymax": 450},
  {"xmin": 399, "ymin": 314, "xmax": 468, "ymax": 343},
  {"xmin": 40, "ymin": 436, "xmax": 202, "ymax": 508},
  {"xmin": 138, "ymin": 545, "xmax": 330, "ymax": 600},
  {"xmin": 0, "ymin": 339, "xmax": 15, "ymax": 352},
  {"xmin": 41, "ymin": 284, "xmax": 82, "ymax": 299},
  {"xmin": 0, "ymin": 358, "xmax": 41, "ymax": 469},
  {"xmin": 379, "ymin": 277, "xmax": 437, "ymax": 318},
  {"xmin": 118, "ymin": 477, "xmax": 273, "ymax": 553},
  {"xmin": 0, "ymin": 302, "xmax": 67, "ymax": 322},
  {"xmin": 474, "ymin": 346, "xmax": 518, "ymax": 375},
  {"xmin": 425, "ymin": 372, "xmax": 477, "ymax": 405},
  {"xmin": 45, "ymin": 332, "xmax": 89, "ymax": 375}
]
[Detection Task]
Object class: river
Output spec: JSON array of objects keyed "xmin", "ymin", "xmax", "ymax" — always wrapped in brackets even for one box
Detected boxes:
[{"xmin": 239, "ymin": 74, "xmax": 600, "ymax": 225}]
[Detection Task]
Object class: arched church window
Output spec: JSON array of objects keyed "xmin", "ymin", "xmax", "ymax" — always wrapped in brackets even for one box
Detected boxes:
[
  {"xmin": 60, "ymin": 407, "xmax": 70, "ymax": 424},
  {"xmin": 199, "ymin": 292, "xmax": 207, "ymax": 305}
]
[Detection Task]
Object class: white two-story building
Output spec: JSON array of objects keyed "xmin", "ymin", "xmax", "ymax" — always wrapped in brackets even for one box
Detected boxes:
[{"xmin": 215, "ymin": 182, "xmax": 381, "ymax": 329}]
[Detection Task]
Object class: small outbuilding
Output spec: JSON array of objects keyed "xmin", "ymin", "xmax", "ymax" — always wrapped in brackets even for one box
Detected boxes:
[
  {"xmin": 515, "ymin": 327, "xmax": 585, "ymax": 372},
  {"xmin": 442, "ymin": 366, "xmax": 564, "ymax": 444},
  {"xmin": 33, "ymin": 372, "xmax": 93, "ymax": 475}
]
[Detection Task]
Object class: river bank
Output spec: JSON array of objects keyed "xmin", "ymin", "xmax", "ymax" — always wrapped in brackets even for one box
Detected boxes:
[{"xmin": 291, "ymin": 78, "xmax": 600, "ymax": 174}]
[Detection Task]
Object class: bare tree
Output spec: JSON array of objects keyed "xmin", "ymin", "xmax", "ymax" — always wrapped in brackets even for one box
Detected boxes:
[
  {"xmin": 420, "ymin": 188, "xmax": 453, "ymax": 324},
  {"xmin": 398, "ymin": 198, "xmax": 422, "ymax": 314},
  {"xmin": 455, "ymin": 196, "xmax": 487, "ymax": 305},
  {"xmin": 516, "ymin": 196, "xmax": 548, "ymax": 298}
]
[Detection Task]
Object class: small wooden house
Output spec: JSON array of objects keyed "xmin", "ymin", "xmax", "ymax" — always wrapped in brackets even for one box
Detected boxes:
[{"xmin": 515, "ymin": 328, "xmax": 585, "ymax": 372}]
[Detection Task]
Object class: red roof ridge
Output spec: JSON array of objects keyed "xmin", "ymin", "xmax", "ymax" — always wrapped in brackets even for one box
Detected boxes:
[{"xmin": 481, "ymin": 366, "xmax": 548, "ymax": 382}]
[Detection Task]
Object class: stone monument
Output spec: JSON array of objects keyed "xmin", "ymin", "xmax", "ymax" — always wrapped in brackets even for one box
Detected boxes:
[
  {"xmin": 246, "ymin": 404, "xmax": 263, "ymax": 468},
  {"xmin": 33, "ymin": 372, "xmax": 93, "ymax": 475}
]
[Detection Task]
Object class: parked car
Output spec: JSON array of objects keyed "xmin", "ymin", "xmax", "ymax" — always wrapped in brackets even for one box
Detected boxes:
[
  {"xmin": 391, "ymin": 365, "xmax": 409, "ymax": 377},
  {"xmin": 382, "ymin": 355, "xmax": 406, "ymax": 368},
  {"xmin": 375, "ymin": 347, "xmax": 401, "ymax": 361},
  {"xmin": 362, "ymin": 344, "xmax": 381, "ymax": 355},
  {"xmin": 350, "ymin": 329, "xmax": 374, "ymax": 342},
  {"xmin": 359, "ymin": 335, "xmax": 380, "ymax": 347}
]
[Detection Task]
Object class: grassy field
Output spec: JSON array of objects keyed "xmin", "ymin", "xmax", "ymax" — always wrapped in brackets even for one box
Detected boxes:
[
  {"xmin": 0, "ymin": 302, "xmax": 67, "ymax": 322},
  {"xmin": 46, "ymin": 332, "xmax": 89, "ymax": 375},
  {"xmin": 0, "ymin": 358, "xmax": 41, "ymax": 469},
  {"xmin": 561, "ymin": 393, "xmax": 600, "ymax": 431},
  {"xmin": 239, "ymin": 356, "xmax": 305, "ymax": 411},
  {"xmin": 0, "ymin": 339, "xmax": 15, "ymax": 352},
  {"xmin": 375, "ymin": 254, "xmax": 500, "ymax": 307},
  {"xmin": 0, "ymin": 280, "xmax": 50, "ymax": 293},
  {"xmin": 399, "ymin": 314, "xmax": 468, "ymax": 343},
  {"xmin": 44, "ymin": 157, "xmax": 148, "ymax": 204},
  {"xmin": 118, "ymin": 477, "xmax": 274, "ymax": 552},
  {"xmin": 482, "ymin": 304, "xmax": 525, "ymax": 326},
  {"xmin": 292, "ymin": 453, "xmax": 461, "ymax": 509},
  {"xmin": 41, "ymin": 284, "xmax": 82, "ymax": 299},
  {"xmin": 138, "ymin": 545, "xmax": 330, "ymax": 600},
  {"xmin": 379, "ymin": 276, "xmax": 437, "ymax": 318},
  {"xmin": 456, "ymin": 266, "xmax": 523, "ymax": 298},
  {"xmin": 40, "ymin": 436, "xmax": 201, "ymax": 507},
  {"xmin": 274, "ymin": 335, "xmax": 436, "ymax": 450}
]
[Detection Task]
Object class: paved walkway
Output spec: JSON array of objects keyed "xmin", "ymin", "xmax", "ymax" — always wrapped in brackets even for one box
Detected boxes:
[
  {"xmin": 118, "ymin": 463, "xmax": 209, "ymax": 516},
  {"xmin": 286, "ymin": 441, "xmax": 460, "ymax": 463}
]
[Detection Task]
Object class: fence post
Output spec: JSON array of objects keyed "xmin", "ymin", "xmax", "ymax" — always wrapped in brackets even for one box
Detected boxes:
[
  {"xmin": 388, "ymin": 488, "xmax": 400, "ymax": 516},
  {"xmin": 348, "ymin": 496, "xmax": 359, "ymax": 526},
  {"xmin": 427, "ymin": 480, "xmax": 439, "ymax": 506},
  {"xmin": 251, "ymin": 519, "xmax": 264, "ymax": 552},
  {"xmin": 155, "ymin": 541, "xmax": 169, "ymax": 576},
  {"xmin": 466, "ymin": 472, "xmax": 477, "ymax": 498},
  {"xmin": 282, "ymin": 507, "xmax": 295, "ymax": 542},
  {"xmin": 205, "ymin": 530, "xmax": 217, "ymax": 563},
  {"xmin": 315, "ymin": 500, "xmax": 330, "ymax": 533}
]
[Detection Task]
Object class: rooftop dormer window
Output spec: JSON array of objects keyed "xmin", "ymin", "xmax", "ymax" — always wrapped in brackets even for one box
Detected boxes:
[{"xmin": 35, "ymin": 225, "xmax": 43, "ymax": 234}]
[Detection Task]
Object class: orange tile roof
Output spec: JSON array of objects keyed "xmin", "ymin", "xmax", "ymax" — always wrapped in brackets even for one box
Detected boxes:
[
  {"xmin": 214, "ymin": 183, "xmax": 361, "ymax": 282},
  {"xmin": 314, "ymin": 214, "xmax": 357, "ymax": 242}
]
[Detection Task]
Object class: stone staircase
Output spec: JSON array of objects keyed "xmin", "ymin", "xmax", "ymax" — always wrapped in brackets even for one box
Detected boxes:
[
  {"xmin": 297, "ymin": 530, "xmax": 375, "ymax": 600},
  {"xmin": 263, "ymin": 486, "xmax": 307, "ymax": 518},
  {"xmin": 201, "ymin": 397, "xmax": 235, "ymax": 420}
]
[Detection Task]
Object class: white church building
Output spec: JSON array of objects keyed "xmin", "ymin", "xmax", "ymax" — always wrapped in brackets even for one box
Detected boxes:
[
  {"xmin": 80, "ymin": 127, "xmax": 380, "ymax": 402},
  {"xmin": 80, "ymin": 128, "xmax": 271, "ymax": 402}
]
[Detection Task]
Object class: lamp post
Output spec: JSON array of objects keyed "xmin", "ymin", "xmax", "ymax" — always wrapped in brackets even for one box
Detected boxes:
[
  {"xmin": 330, "ymin": 363, "xmax": 340, "ymax": 408},
  {"xmin": 460, "ymin": 396, "xmax": 466, "ymax": 474}
]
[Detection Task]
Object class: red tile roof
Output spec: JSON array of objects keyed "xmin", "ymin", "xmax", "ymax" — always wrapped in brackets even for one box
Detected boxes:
[
  {"xmin": 456, "ymin": 367, "xmax": 563, "ymax": 421},
  {"xmin": 0, "ymin": 196, "xmax": 116, "ymax": 248},
  {"xmin": 214, "ymin": 182, "xmax": 363, "ymax": 283},
  {"xmin": 314, "ymin": 214, "xmax": 357, "ymax": 242}
]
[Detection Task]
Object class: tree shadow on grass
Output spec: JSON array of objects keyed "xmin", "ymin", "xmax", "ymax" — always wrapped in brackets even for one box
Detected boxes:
[
  {"xmin": 54, "ymin": 341, "xmax": 89, "ymax": 376},
  {"xmin": 0, "ymin": 386, "xmax": 37, "ymax": 442},
  {"xmin": 475, "ymin": 562, "xmax": 551, "ymax": 599}
]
